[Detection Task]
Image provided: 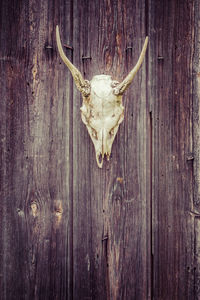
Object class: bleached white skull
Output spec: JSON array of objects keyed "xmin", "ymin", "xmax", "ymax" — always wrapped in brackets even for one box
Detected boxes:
[{"xmin": 56, "ymin": 26, "xmax": 148, "ymax": 168}]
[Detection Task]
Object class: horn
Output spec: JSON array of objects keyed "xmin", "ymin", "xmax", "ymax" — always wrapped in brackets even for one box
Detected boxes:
[
  {"xmin": 56, "ymin": 25, "xmax": 90, "ymax": 96},
  {"xmin": 114, "ymin": 37, "xmax": 148, "ymax": 95}
]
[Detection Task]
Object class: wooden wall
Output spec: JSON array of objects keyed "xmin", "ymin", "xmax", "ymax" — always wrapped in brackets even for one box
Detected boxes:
[{"xmin": 0, "ymin": 0, "xmax": 199, "ymax": 299}]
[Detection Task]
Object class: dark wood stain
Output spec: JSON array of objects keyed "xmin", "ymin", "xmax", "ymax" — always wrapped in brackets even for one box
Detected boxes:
[{"xmin": 0, "ymin": 0, "xmax": 199, "ymax": 299}]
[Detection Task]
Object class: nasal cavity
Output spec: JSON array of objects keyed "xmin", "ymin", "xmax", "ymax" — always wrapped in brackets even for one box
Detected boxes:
[
  {"xmin": 97, "ymin": 153, "xmax": 104, "ymax": 168},
  {"xmin": 98, "ymin": 153, "xmax": 103, "ymax": 164}
]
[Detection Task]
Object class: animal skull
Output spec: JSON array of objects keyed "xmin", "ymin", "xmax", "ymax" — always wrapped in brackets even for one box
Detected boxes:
[{"xmin": 56, "ymin": 25, "xmax": 148, "ymax": 168}]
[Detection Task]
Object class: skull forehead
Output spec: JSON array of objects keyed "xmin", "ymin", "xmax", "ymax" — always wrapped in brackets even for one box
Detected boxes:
[{"xmin": 90, "ymin": 75, "xmax": 114, "ymax": 98}]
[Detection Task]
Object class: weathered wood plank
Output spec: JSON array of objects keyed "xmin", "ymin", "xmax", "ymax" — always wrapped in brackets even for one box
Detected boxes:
[
  {"xmin": 193, "ymin": 1, "xmax": 200, "ymax": 298},
  {"xmin": 195, "ymin": 217, "xmax": 200, "ymax": 298},
  {"xmin": 148, "ymin": 0, "xmax": 195, "ymax": 299},
  {"xmin": 193, "ymin": 0, "xmax": 200, "ymax": 210}
]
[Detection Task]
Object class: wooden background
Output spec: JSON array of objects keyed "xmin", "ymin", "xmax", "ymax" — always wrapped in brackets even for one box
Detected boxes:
[{"xmin": 0, "ymin": 0, "xmax": 200, "ymax": 299}]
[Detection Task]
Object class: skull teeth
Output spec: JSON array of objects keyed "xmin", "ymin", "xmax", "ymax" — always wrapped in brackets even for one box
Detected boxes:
[{"xmin": 96, "ymin": 152, "xmax": 111, "ymax": 168}]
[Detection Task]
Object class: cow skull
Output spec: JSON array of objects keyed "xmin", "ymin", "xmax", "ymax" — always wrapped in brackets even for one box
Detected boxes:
[{"xmin": 56, "ymin": 25, "xmax": 148, "ymax": 168}]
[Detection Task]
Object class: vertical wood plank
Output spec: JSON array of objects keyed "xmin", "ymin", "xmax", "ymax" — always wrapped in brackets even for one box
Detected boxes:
[
  {"xmin": 72, "ymin": 1, "xmax": 93, "ymax": 298},
  {"xmin": 193, "ymin": 0, "xmax": 200, "ymax": 209},
  {"xmin": 148, "ymin": 1, "xmax": 195, "ymax": 298},
  {"xmin": 193, "ymin": 1, "xmax": 200, "ymax": 298},
  {"xmin": 195, "ymin": 217, "xmax": 200, "ymax": 298}
]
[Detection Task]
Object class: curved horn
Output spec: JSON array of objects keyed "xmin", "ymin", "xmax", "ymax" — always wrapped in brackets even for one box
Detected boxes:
[
  {"xmin": 56, "ymin": 25, "xmax": 90, "ymax": 96},
  {"xmin": 114, "ymin": 37, "xmax": 148, "ymax": 95}
]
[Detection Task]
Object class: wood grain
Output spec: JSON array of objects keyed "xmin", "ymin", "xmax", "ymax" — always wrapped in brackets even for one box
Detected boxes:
[
  {"xmin": 193, "ymin": 1, "xmax": 200, "ymax": 299},
  {"xmin": 0, "ymin": 0, "xmax": 73, "ymax": 298},
  {"xmin": 148, "ymin": 0, "xmax": 195, "ymax": 299},
  {"xmin": 0, "ymin": 0, "xmax": 199, "ymax": 299}
]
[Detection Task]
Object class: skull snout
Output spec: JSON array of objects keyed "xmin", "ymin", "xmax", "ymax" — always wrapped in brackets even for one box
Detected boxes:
[{"xmin": 95, "ymin": 128, "xmax": 112, "ymax": 168}]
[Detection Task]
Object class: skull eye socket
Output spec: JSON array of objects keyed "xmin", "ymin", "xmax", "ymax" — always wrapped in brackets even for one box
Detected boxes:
[
  {"xmin": 92, "ymin": 128, "xmax": 98, "ymax": 139},
  {"xmin": 109, "ymin": 128, "xmax": 114, "ymax": 137}
]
